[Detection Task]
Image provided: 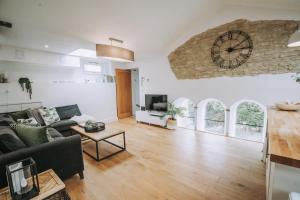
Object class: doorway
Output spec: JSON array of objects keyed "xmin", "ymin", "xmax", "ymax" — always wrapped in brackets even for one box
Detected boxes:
[
  {"xmin": 115, "ymin": 69, "xmax": 132, "ymax": 119},
  {"xmin": 131, "ymin": 68, "xmax": 140, "ymax": 116}
]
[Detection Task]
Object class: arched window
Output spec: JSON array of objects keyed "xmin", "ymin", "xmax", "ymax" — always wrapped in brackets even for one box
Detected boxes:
[
  {"xmin": 173, "ymin": 98, "xmax": 196, "ymax": 129},
  {"xmin": 229, "ymin": 100, "xmax": 267, "ymax": 142},
  {"xmin": 197, "ymin": 99, "xmax": 226, "ymax": 135}
]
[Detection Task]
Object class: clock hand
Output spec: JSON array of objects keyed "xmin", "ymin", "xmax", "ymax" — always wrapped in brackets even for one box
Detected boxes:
[
  {"xmin": 231, "ymin": 46, "xmax": 251, "ymax": 51},
  {"xmin": 231, "ymin": 38, "xmax": 248, "ymax": 49}
]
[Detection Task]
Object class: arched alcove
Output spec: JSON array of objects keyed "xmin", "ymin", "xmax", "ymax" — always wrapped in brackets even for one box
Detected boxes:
[
  {"xmin": 173, "ymin": 97, "xmax": 196, "ymax": 129},
  {"xmin": 229, "ymin": 100, "xmax": 267, "ymax": 142},
  {"xmin": 197, "ymin": 98, "xmax": 226, "ymax": 135}
]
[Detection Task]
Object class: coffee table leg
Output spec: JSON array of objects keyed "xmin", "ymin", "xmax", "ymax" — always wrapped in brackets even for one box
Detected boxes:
[
  {"xmin": 123, "ymin": 132, "xmax": 126, "ymax": 150},
  {"xmin": 96, "ymin": 141, "xmax": 100, "ymax": 161}
]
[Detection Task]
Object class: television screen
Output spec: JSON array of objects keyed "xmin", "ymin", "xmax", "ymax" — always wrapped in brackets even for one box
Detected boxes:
[{"xmin": 145, "ymin": 94, "xmax": 168, "ymax": 112}]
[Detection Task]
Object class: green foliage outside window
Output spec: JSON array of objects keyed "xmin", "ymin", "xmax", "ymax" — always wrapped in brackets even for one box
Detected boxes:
[
  {"xmin": 236, "ymin": 102, "xmax": 264, "ymax": 127},
  {"xmin": 205, "ymin": 101, "xmax": 225, "ymax": 122}
]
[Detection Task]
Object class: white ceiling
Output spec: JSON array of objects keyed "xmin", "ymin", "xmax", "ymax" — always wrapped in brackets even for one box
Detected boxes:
[{"xmin": 0, "ymin": 0, "xmax": 300, "ymax": 59}]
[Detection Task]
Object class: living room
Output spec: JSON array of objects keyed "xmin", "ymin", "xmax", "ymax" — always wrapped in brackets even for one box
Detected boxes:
[{"xmin": 0, "ymin": 0, "xmax": 300, "ymax": 200}]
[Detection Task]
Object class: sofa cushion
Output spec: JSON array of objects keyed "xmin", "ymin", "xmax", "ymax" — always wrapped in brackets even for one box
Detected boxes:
[
  {"xmin": 15, "ymin": 125, "xmax": 48, "ymax": 146},
  {"xmin": 0, "ymin": 126, "xmax": 19, "ymax": 138},
  {"xmin": 0, "ymin": 133, "xmax": 26, "ymax": 153},
  {"xmin": 38, "ymin": 107, "xmax": 60, "ymax": 126},
  {"xmin": 0, "ymin": 114, "xmax": 15, "ymax": 126},
  {"xmin": 46, "ymin": 128, "xmax": 64, "ymax": 142},
  {"xmin": 50, "ymin": 120, "xmax": 77, "ymax": 132},
  {"xmin": 9, "ymin": 110, "xmax": 29, "ymax": 121},
  {"xmin": 55, "ymin": 104, "xmax": 81, "ymax": 120},
  {"xmin": 26, "ymin": 108, "xmax": 45, "ymax": 126}
]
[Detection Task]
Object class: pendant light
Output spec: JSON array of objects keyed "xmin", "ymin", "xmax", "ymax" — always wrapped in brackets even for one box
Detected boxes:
[
  {"xmin": 288, "ymin": 30, "xmax": 300, "ymax": 47},
  {"xmin": 96, "ymin": 38, "xmax": 134, "ymax": 62}
]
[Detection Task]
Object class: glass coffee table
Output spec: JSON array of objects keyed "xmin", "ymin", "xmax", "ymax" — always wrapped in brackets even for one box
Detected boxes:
[{"xmin": 71, "ymin": 125, "xmax": 126, "ymax": 161}]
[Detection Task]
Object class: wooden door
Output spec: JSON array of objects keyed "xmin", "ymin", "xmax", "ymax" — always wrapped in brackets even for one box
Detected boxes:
[{"xmin": 115, "ymin": 69, "xmax": 132, "ymax": 119}]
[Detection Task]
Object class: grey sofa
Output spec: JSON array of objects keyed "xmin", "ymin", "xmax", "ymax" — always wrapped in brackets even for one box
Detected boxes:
[{"xmin": 0, "ymin": 104, "xmax": 84, "ymax": 188}]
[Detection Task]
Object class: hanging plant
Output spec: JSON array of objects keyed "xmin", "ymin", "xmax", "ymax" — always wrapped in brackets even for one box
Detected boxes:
[{"xmin": 18, "ymin": 77, "xmax": 32, "ymax": 99}]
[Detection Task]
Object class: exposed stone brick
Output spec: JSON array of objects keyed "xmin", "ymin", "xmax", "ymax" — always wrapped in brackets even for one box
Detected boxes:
[{"xmin": 168, "ymin": 19, "xmax": 300, "ymax": 79}]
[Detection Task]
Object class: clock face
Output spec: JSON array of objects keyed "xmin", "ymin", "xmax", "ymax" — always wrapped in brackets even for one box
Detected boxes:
[{"xmin": 211, "ymin": 30, "xmax": 253, "ymax": 69}]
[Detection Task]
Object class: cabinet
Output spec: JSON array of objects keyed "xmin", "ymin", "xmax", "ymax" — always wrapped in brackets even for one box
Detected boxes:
[{"xmin": 136, "ymin": 110, "xmax": 168, "ymax": 127}]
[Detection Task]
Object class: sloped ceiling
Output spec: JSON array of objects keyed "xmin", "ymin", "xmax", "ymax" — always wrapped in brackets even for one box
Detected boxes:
[{"xmin": 0, "ymin": 0, "xmax": 300, "ymax": 59}]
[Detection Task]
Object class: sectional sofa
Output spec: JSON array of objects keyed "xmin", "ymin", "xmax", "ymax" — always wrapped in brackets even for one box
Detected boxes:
[{"xmin": 0, "ymin": 104, "xmax": 84, "ymax": 188}]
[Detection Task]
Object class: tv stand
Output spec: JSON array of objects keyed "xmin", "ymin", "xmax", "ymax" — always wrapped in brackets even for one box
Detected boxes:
[{"xmin": 136, "ymin": 110, "xmax": 168, "ymax": 127}]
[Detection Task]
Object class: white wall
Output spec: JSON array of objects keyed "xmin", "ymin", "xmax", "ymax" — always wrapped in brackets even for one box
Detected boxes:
[
  {"xmin": 135, "ymin": 5, "xmax": 300, "ymax": 108},
  {"xmin": 136, "ymin": 56, "xmax": 300, "ymax": 108},
  {"xmin": 0, "ymin": 61, "xmax": 118, "ymax": 122}
]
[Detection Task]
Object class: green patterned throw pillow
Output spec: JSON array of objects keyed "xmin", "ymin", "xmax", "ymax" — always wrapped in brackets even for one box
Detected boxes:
[
  {"xmin": 38, "ymin": 107, "xmax": 61, "ymax": 126},
  {"xmin": 17, "ymin": 117, "xmax": 40, "ymax": 127}
]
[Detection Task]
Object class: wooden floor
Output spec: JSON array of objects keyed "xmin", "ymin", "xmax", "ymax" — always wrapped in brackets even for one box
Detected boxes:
[{"xmin": 64, "ymin": 118, "xmax": 266, "ymax": 200}]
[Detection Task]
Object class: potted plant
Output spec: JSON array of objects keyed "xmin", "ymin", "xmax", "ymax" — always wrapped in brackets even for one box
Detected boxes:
[{"xmin": 162, "ymin": 102, "xmax": 185, "ymax": 129}]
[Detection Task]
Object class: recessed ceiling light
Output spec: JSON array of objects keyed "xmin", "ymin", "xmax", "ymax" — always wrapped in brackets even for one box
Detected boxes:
[
  {"xmin": 44, "ymin": 45, "xmax": 49, "ymax": 48},
  {"xmin": 69, "ymin": 48, "xmax": 97, "ymax": 58}
]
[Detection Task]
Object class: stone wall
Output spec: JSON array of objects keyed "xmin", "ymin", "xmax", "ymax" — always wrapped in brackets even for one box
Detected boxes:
[{"xmin": 168, "ymin": 19, "xmax": 300, "ymax": 79}]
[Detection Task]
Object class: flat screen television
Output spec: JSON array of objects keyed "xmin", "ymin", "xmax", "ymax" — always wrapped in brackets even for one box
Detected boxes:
[{"xmin": 145, "ymin": 94, "xmax": 168, "ymax": 112}]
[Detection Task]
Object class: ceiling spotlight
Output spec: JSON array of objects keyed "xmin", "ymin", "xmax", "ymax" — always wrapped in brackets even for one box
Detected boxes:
[{"xmin": 44, "ymin": 45, "xmax": 49, "ymax": 48}]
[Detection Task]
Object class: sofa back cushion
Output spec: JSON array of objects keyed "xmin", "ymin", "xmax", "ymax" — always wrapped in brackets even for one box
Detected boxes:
[
  {"xmin": 0, "ymin": 114, "xmax": 15, "ymax": 126},
  {"xmin": 9, "ymin": 110, "xmax": 29, "ymax": 121},
  {"xmin": 0, "ymin": 133, "xmax": 26, "ymax": 153},
  {"xmin": 55, "ymin": 104, "xmax": 81, "ymax": 120},
  {"xmin": 15, "ymin": 125, "xmax": 48, "ymax": 146}
]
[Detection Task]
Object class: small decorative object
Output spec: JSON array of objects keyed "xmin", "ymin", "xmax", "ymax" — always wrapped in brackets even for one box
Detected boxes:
[
  {"xmin": 6, "ymin": 157, "xmax": 40, "ymax": 200},
  {"xmin": 211, "ymin": 30, "xmax": 253, "ymax": 69},
  {"xmin": 276, "ymin": 101, "xmax": 300, "ymax": 111},
  {"xmin": 161, "ymin": 102, "xmax": 185, "ymax": 129},
  {"xmin": 81, "ymin": 120, "xmax": 105, "ymax": 133},
  {"xmin": 18, "ymin": 78, "xmax": 32, "ymax": 99}
]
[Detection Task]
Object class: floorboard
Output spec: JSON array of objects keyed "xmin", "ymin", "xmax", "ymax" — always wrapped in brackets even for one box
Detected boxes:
[{"xmin": 64, "ymin": 118, "xmax": 265, "ymax": 200}]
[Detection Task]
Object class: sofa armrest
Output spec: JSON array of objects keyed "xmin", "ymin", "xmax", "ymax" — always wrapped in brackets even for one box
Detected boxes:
[{"xmin": 0, "ymin": 135, "xmax": 84, "ymax": 188}]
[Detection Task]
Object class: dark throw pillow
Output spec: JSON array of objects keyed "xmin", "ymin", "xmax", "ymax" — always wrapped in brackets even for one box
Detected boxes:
[
  {"xmin": 9, "ymin": 110, "xmax": 29, "ymax": 122},
  {"xmin": 0, "ymin": 133, "xmax": 26, "ymax": 153},
  {"xmin": 15, "ymin": 125, "xmax": 48, "ymax": 146},
  {"xmin": 55, "ymin": 104, "xmax": 81, "ymax": 120}
]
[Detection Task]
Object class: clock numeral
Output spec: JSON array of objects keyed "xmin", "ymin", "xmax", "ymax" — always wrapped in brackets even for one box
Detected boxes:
[
  {"xmin": 220, "ymin": 36, "xmax": 226, "ymax": 43},
  {"xmin": 240, "ymin": 53, "xmax": 249, "ymax": 59},
  {"xmin": 212, "ymin": 47, "xmax": 220, "ymax": 53},
  {"xmin": 228, "ymin": 31, "xmax": 232, "ymax": 40}
]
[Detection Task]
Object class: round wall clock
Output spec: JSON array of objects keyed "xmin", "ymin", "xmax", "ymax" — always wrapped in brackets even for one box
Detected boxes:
[{"xmin": 211, "ymin": 30, "xmax": 253, "ymax": 69}]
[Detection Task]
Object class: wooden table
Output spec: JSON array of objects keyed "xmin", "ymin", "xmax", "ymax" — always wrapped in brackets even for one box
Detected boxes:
[
  {"xmin": 266, "ymin": 109, "xmax": 300, "ymax": 200},
  {"xmin": 71, "ymin": 125, "xmax": 126, "ymax": 161},
  {"xmin": 0, "ymin": 169, "xmax": 65, "ymax": 200},
  {"xmin": 268, "ymin": 109, "xmax": 300, "ymax": 167}
]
